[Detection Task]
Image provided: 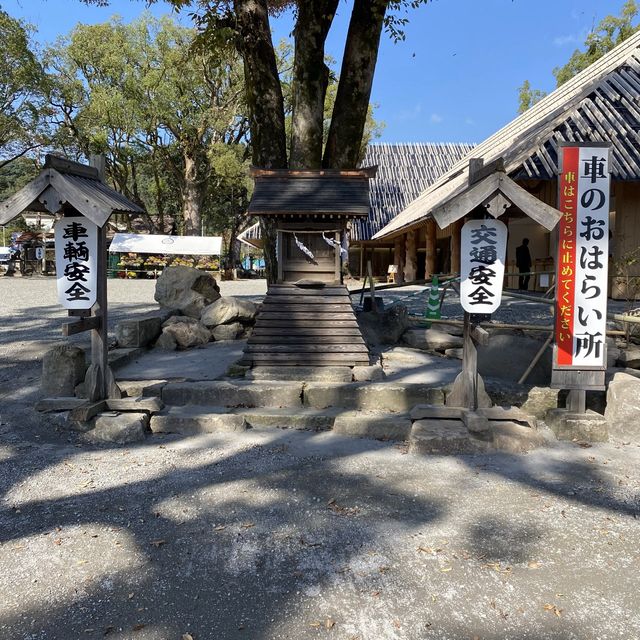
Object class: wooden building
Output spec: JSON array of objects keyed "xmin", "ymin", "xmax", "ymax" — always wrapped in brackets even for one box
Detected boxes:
[
  {"xmin": 373, "ymin": 32, "xmax": 640, "ymax": 299},
  {"xmin": 241, "ymin": 168, "xmax": 374, "ymax": 369}
]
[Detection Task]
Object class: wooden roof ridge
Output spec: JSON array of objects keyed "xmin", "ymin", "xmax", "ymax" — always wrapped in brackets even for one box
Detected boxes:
[
  {"xmin": 0, "ymin": 155, "xmax": 144, "ymax": 227},
  {"xmin": 373, "ymin": 30, "xmax": 640, "ymax": 239}
]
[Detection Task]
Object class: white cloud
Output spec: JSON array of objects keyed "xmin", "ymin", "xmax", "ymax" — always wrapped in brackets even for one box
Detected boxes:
[
  {"xmin": 430, "ymin": 113, "xmax": 444, "ymax": 124},
  {"xmin": 553, "ymin": 28, "xmax": 590, "ymax": 47},
  {"xmin": 395, "ymin": 103, "xmax": 422, "ymax": 122}
]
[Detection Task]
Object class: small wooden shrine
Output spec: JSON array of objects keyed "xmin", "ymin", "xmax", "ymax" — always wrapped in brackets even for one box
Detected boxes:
[{"xmin": 242, "ymin": 167, "xmax": 376, "ymax": 368}]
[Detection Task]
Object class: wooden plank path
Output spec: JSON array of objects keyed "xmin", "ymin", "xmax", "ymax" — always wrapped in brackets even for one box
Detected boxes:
[{"xmin": 242, "ymin": 284, "xmax": 370, "ymax": 367}]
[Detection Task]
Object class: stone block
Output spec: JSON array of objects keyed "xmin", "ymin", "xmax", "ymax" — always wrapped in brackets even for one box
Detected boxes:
[
  {"xmin": 490, "ymin": 422, "xmax": 547, "ymax": 453},
  {"xmin": 352, "ymin": 365, "xmax": 385, "ymax": 382},
  {"xmin": 108, "ymin": 347, "xmax": 146, "ymax": 369},
  {"xmin": 333, "ymin": 413, "xmax": 412, "ymax": 441},
  {"xmin": 461, "ymin": 411, "xmax": 490, "ymax": 433},
  {"xmin": 35, "ymin": 397, "xmax": 88, "ymax": 413},
  {"xmin": 240, "ymin": 408, "xmax": 336, "ymax": 431},
  {"xmin": 411, "ymin": 405, "xmax": 463, "ymax": 420},
  {"xmin": 118, "ymin": 380, "xmax": 168, "ymax": 398},
  {"xmin": 357, "ymin": 306, "xmax": 410, "ymax": 346},
  {"xmin": 150, "ymin": 408, "xmax": 247, "ymax": 434},
  {"xmin": 155, "ymin": 331, "xmax": 178, "ymax": 350},
  {"xmin": 115, "ymin": 315, "xmax": 163, "ymax": 348},
  {"xmin": 409, "ymin": 420, "xmax": 486, "ymax": 455},
  {"xmin": 161, "ymin": 381, "xmax": 304, "ymax": 408},
  {"xmin": 212, "ymin": 322, "xmax": 242, "ymax": 341},
  {"xmin": 402, "ymin": 328, "xmax": 463, "ymax": 352},
  {"xmin": 42, "ymin": 345, "xmax": 86, "ymax": 397},
  {"xmin": 106, "ymin": 397, "xmax": 164, "ymax": 414},
  {"xmin": 226, "ymin": 364, "xmax": 250, "ymax": 378},
  {"xmin": 303, "ymin": 382, "xmax": 444, "ymax": 412},
  {"xmin": 444, "ymin": 348, "xmax": 464, "ymax": 360},
  {"xmin": 87, "ymin": 412, "xmax": 149, "ymax": 444},
  {"xmin": 605, "ymin": 372, "xmax": 640, "ymax": 441},
  {"xmin": 546, "ymin": 409, "xmax": 608, "ymax": 442}
]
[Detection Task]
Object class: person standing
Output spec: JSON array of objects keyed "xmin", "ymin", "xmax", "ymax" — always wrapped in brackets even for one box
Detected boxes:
[{"xmin": 516, "ymin": 238, "xmax": 532, "ymax": 291}]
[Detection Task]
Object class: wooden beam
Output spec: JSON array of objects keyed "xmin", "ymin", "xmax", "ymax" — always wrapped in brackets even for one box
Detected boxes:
[
  {"xmin": 450, "ymin": 219, "xmax": 463, "ymax": 275},
  {"xmin": 62, "ymin": 316, "xmax": 101, "ymax": 337},
  {"xmin": 498, "ymin": 175, "xmax": 562, "ymax": 231},
  {"xmin": 44, "ymin": 154, "xmax": 99, "ymax": 180},
  {"xmin": 393, "ymin": 236, "xmax": 405, "ymax": 284},
  {"xmin": 404, "ymin": 229, "xmax": 417, "ymax": 282}
]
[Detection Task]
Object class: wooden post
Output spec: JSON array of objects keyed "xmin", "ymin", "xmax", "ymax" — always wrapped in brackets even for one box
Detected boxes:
[
  {"xmin": 393, "ymin": 236, "xmax": 405, "ymax": 284},
  {"xmin": 450, "ymin": 219, "xmax": 462, "ymax": 275},
  {"xmin": 84, "ymin": 155, "xmax": 120, "ymax": 401},
  {"xmin": 404, "ymin": 229, "xmax": 417, "ymax": 282},
  {"xmin": 425, "ymin": 218, "xmax": 436, "ymax": 278},
  {"xmin": 567, "ymin": 389, "xmax": 586, "ymax": 413}
]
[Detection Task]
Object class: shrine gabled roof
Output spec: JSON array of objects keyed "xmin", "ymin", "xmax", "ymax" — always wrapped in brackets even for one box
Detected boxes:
[
  {"xmin": 0, "ymin": 155, "xmax": 144, "ymax": 228},
  {"xmin": 373, "ymin": 30, "xmax": 640, "ymax": 240},
  {"xmin": 248, "ymin": 167, "xmax": 376, "ymax": 218}
]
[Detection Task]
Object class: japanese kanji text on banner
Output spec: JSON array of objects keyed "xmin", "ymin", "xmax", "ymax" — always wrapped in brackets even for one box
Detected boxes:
[
  {"xmin": 555, "ymin": 145, "xmax": 610, "ymax": 368},
  {"xmin": 460, "ymin": 219, "xmax": 507, "ymax": 314},
  {"xmin": 54, "ymin": 217, "xmax": 98, "ymax": 309}
]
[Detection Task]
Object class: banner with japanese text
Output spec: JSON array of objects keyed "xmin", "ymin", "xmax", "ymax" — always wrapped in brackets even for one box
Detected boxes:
[
  {"xmin": 460, "ymin": 219, "xmax": 507, "ymax": 314},
  {"xmin": 554, "ymin": 145, "xmax": 610, "ymax": 368},
  {"xmin": 55, "ymin": 216, "xmax": 98, "ymax": 309}
]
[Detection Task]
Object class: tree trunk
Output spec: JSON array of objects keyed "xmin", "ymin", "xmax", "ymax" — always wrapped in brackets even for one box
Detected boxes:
[
  {"xmin": 234, "ymin": 0, "xmax": 288, "ymax": 283},
  {"xmin": 182, "ymin": 153, "xmax": 203, "ymax": 236},
  {"xmin": 289, "ymin": 0, "xmax": 339, "ymax": 169},
  {"xmin": 323, "ymin": 0, "xmax": 389, "ymax": 169}
]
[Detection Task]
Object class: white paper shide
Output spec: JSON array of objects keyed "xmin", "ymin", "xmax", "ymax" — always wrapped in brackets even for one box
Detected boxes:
[
  {"xmin": 55, "ymin": 217, "xmax": 98, "ymax": 309},
  {"xmin": 460, "ymin": 219, "xmax": 507, "ymax": 314}
]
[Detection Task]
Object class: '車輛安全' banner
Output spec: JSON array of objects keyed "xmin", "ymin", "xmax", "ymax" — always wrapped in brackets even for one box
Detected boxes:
[{"xmin": 554, "ymin": 145, "xmax": 610, "ymax": 369}]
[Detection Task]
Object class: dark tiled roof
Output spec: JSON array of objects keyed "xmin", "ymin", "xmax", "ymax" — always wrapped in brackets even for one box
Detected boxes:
[{"xmin": 352, "ymin": 142, "xmax": 475, "ymax": 241}]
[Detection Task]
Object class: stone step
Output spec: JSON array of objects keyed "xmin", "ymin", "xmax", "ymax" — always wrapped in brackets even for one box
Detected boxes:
[
  {"xmin": 150, "ymin": 406, "xmax": 247, "ymax": 435},
  {"xmin": 239, "ymin": 407, "xmax": 338, "ymax": 431},
  {"xmin": 161, "ymin": 380, "xmax": 304, "ymax": 408},
  {"xmin": 246, "ymin": 366, "xmax": 353, "ymax": 383},
  {"xmin": 303, "ymin": 382, "xmax": 445, "ymax": 412}
]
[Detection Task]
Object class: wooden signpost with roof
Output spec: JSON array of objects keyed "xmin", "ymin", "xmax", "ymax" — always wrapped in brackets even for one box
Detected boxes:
[
  {"xmin": 415, "ymin": 158, "xmax": 562, "ymax": 427},
  {"xmin": 0, "ymin": 154, "xmax": 145, "ymax": 407}
]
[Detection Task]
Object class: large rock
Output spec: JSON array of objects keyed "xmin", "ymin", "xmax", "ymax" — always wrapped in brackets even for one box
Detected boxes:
[
  {"xmin": 201, "ymin": 296, "xmax": 258, "ymax": 327},
  {"xmin": 605, "ymin": 372, "xmax": 640, "ymax": 441},
  {"xmin": 154, "ymin": 266, "xmax": 220, "ymax": 318},
  {"xmin": 161, "ymin": 316, "xmax": 211, "ymax": 349},
  {"xmin": 357, "ymin": 306, "xmax": 410, "ymax": 346},
  {"xmin": 617, "ymin": 346, "xmax": 640, "ymax": 369},
  {"xmin": 403, "ymin": 328, "xmax": 463, "ymax": 352},
  {"xmin": 42, "ymin": 345, "xmax": 86, "ymax": 397},
  {"xmin": 212, "ymin": 322, "xmax": 242, "ymax": 341}
]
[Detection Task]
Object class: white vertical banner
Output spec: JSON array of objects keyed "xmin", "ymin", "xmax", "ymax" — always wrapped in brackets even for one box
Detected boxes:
[
  {"xmin": 572, "ymin": 147, "xmax": 610, "ymax": 367},
  {"xmin": 54, "ymin": 217, "xmax": 98, "ymax": 309},
  {"xmin": 460, "ymin": 219, "xmax": 508, "ymax": 314}
]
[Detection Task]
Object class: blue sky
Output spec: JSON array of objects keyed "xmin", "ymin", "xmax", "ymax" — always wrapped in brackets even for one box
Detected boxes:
[{"xmin": 2, "ymin": 0, "xmax": 633, "ymax": 144}]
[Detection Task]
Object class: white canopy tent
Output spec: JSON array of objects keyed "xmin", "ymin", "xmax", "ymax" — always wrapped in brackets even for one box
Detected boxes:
[{"xmin": 109, "ymin": 233, "xmax": 222, "ymax": 256}]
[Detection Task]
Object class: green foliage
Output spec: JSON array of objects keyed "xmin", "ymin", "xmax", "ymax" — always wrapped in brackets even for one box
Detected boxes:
[
  {"xmin": 517, "ymin": 1, "xmax": 640, "ymax": 113},
  {"xmin": 0, "ymin": 9, "xmax": 48, "ymax": 168},
  {"xmin": 554, "ymin": 0, "xmax": 640, "ymax": 86},
  {"xmin": 517, "ymin": 80, "xmax": 548, "ymax": 114}
]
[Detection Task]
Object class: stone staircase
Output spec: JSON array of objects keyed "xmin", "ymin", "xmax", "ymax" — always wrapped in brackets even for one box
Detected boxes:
[{"xmin": 115, "ymin": 377, "xmax": 549, "ymax": 454}]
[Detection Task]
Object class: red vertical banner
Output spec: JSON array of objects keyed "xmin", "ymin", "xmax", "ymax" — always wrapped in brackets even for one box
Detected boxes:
[{"xmin": 555, "ymin": 147, "xmax": 579, "ymax": 366}]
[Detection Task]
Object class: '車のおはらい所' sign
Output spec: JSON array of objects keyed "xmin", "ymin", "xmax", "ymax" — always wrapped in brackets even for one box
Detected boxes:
[
  {"xmin": 54, "ymin": 217, "xmax": 98, "ymax": 309},
  {"xmin": 460, "ymin": 219, "xmax": 507, "ymax": 314},
  {"xmin": 555, "ymin": 145, "xmax": 610, "ymax": 369}
]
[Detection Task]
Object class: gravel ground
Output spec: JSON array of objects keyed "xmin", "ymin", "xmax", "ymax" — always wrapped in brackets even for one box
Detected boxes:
[{"xmin": 0, "ymin": 276, "xmax": 639, "ymax": 640}]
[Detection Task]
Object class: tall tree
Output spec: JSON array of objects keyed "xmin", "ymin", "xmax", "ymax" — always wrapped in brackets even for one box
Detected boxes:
[
  {"xmin": 518, "ymin": 0, "xmax": 639, "ymax": 112},
  {"xmin": 0, "ymin": 9, "xmax": 48, "ymax": 169},
  {"xmin": 82, "ymin": 0, "xmax": 427, "ymax": 281},
  {"xmin": 47, "ymin": 15, "xmax": 248, "ymax": 235}
]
